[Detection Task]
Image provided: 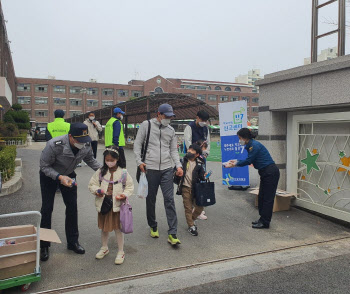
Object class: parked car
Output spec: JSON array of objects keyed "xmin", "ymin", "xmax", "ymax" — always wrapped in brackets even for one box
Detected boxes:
[{"xmin": 33, "ymin": 127, "xmax": 46, "ymax": 142}]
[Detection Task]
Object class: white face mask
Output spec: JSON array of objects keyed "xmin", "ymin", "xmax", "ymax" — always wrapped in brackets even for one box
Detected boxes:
[
  {"xmin": 105, "ymin": 161, "xmax": 117, "ymax": 168},
  {"xmin": 198, "ymin": 122, "xmax": 207, "ymax": 127},
  {"xmin": 74, "ymin": 142, "xmax": 85, "ymax": 149},
  {"xmin": 89, "ymin": 116, "xmax": 95, "ymax": 121},
  {"xmin": 239, "ymin": 139, "xmax": 246, "ymax": 146},
  {"xmin": 161, "ymin": 118, "xmax": 171, "ymax": 126},
  {"xmin": 119, "ymin": 115, "xmax": 123, "ymax": 120}
]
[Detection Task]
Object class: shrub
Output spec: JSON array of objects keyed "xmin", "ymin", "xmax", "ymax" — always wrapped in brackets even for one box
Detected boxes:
[
  {"xmin": 0, "ymin": 121, "xmax": 19, "ymax": 137},
  {"xmin": 11, "ymin": 103, "xmax": 23, "ymax": 111},
  {"xmin": 0, "ymin": 145, "xmax": 17, "ymax": 181},
  {"xmin": 4, "ymin": 106, "xmax": 30, "ymax": 130}
]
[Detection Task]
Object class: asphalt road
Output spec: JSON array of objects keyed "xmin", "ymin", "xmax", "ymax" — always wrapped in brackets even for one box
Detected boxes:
[
  {"xmin": 168, "ymin": 253, "xmax": 350, "ymax": 294},
  {"xmin": 1, "ymin": 143, "xmax": 350, "ymax": 293}
]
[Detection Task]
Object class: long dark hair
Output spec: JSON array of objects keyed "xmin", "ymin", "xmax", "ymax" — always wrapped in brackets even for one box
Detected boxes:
[
  {"xmin": 237, "ymin": 128, "xmax": 256, "ymax": 140},
  {"xmin": 100, "ymin": 145, "xmax": 119, "ymax": 177}
]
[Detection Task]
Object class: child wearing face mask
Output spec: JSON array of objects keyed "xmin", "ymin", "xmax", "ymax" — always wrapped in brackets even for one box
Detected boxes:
[
  {"xmin": 88, "ymin": 145, "xmax": 134, "ymax": 264},
  {"xmin": 174, "ymin": 144, "xmax": 206, "ymax": 236}
]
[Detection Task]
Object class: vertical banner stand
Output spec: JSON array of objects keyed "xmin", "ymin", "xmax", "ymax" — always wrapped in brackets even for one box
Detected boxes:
[{"xmin": 219, "ymin": 101, "xmax": 250, "ymax": 190}]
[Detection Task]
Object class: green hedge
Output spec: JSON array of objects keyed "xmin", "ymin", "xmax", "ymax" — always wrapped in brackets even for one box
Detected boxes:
[
  {"xmin": 0, "ymin": 145, "xmax": 17, "ymax": 181},
  {"xmin": 0, "ymin": 132, "xmax": 27, "ymax": 144}
]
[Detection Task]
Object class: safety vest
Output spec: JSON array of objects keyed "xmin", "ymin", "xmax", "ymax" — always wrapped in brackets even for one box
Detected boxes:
[
  {"xmin": 47, "ymin": 118, "xmax": 70, "ymax": 138},
  {"xmin": 105, "ymin": 117, "xmax": 125, "ymax": 147}
]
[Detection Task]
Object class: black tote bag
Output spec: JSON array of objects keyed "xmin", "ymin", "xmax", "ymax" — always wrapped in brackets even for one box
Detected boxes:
[{"xmin": 194, "ymin": 180, "xmax": 216, "ymax": 207}]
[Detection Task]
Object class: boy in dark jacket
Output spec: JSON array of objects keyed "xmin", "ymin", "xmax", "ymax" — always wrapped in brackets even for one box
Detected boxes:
[{"xmin": 175, "ymin": 144, "xmax": 206, "ymax": 236}]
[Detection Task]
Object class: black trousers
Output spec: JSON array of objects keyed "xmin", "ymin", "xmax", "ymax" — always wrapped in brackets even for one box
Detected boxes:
[
  {"xmin": 40, "ymin": 171, "xmax": 78, "ymax": 248},
  {"xmin": 258, "ymin": 164, "xmax": 280, "ymax": 226},
  {"xmin": 91, "ymin": 141, "xmax": 98, "ymax": 159},
  {"xmin": 118, "ymin": 148, "xmax": 126, "ymax": 168}
]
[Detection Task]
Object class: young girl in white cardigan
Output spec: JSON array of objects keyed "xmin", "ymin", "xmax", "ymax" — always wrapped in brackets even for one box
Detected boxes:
[{"xmin": 88, "ymin": 146, "xmax": 134, "ymax": 264}]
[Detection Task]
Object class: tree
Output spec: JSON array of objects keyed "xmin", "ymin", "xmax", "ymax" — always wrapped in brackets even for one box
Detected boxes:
[
  {"xmin": 4, "ymin": 104, "xmax": 30, "ymax": 130},
  {"xmin": 11, "ymin": 103, "xmax": 23, "ymax": 111}
]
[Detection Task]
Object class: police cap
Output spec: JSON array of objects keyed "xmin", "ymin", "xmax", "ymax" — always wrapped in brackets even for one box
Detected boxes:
[{"xmin": 69, "ymin": 123, "xmax": 92, "ymax": 143}]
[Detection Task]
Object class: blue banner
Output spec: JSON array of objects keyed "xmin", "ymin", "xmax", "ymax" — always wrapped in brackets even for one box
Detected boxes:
[{"xmin": 219, "ymin": 101, "xmax": 250, "ymax": 187}]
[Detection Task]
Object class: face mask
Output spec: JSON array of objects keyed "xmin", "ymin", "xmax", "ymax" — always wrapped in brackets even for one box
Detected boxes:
[
  {"xmin": 239, "ymin": 139, "xmax": 246, "ymax": 146},
  {"xmin": 119, "ymin": 115, "xmax": 123, "ymax": 120},
  {"xmin": 186, "ymin": 152, "xmax": 196, "ymax": 160},
  {"xmin": 198, "ymin": 122, "xmax": 207, "ymax": 127},
  {"xmin": 74, "ymin": 142, "xmax": 85, "ymax": 149},
  {"xmin": 161, "ymin": 119, "xmax": 171, "ymax": 126},
  {"xmin": 89, "ymin": 116, "xmax": 95, "ymax": 121},
  {"xmin": 105, "ymin": 161, "xmax": 117, "ymax": 168}
]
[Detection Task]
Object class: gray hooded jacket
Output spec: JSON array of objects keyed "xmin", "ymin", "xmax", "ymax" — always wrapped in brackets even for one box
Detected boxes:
[{"xmin": 134, "ymin": 118, "xmax": 181, "ymax": 171}]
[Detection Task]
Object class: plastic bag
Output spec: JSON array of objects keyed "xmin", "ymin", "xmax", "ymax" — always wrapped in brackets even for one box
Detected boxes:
[{"xmin": 137, "ymin": 173, "xmax": 148, "ymax": 199}]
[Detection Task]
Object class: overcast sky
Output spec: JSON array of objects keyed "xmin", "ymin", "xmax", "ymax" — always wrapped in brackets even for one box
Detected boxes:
[{"xmin": 2, "ymin": 0, "xmax": 346, "ymax": 84}]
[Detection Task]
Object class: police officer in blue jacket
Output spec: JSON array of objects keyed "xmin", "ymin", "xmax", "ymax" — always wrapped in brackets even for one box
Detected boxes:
[
  {"xmin": 226, "ymin": 128, "xmax": 280, "ymax": 229},
  {"xmin": 39, "ymin": 123, "xmax": 102, "ymax": 261}
]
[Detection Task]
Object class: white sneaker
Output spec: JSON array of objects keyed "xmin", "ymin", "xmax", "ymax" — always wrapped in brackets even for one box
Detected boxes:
[
  {"xmin": 95, "ymin": 247, "xmax": 109, "ymax": 259},
  {"xmin": 115, "ymin": 251, "xmax": 125, "ymax": 265},
  {"xmin": 197, "ymin": 211, "xmax": 208, "ymax": 220}
]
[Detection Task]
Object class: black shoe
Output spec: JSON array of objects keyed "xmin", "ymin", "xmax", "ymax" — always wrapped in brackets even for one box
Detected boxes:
[
  {"xmin": 67, "ymin": 243, "xmax": 85, "ymax": 254},
  {"xmin": 188, "ymin": 226, "xmax": 198, "ymax": 236},
  {"xmin": 252, "ymin": 220, "xmax": 260, "ymax": 225},
  {"xmin": 252, "ymin": 222, "xmax": 269, "ymax": 229},
  {"xmin": 40, "ymin": 247, "xmax": 49, "ymax": 261}
]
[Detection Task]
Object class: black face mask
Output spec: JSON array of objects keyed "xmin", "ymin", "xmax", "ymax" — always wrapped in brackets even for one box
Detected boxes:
[{"xmin": 186, "ymin": 152, "xmax": 196, "ymax": 160}]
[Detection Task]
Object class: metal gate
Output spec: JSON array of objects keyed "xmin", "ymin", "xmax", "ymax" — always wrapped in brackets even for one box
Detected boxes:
[{"xmin": 297, "ymin": 120, "xmax": 350, "ymax": 221}]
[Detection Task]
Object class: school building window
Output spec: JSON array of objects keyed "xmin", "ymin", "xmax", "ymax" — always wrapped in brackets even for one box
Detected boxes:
[
  {"xmin": 17, "ymin": 96, "xmax": 31, "ymax": 104},
  {"xmin": 35, "ymin": 85, "xmax": 48, "ymax": 93},
  {"xmin": 53, "ymin": 85, "xmax": 66, "ymax": 93},
  {"xmin": 224, "ymin": 87, "xmax": 232, "ymax": 91},
  {"xmin": 196, "ymin": 86, "xmax": 207, "ymax": 90},
  {"xmin": 35, "ymin": 110, "xmax": 48, "ymax": 117},
  {"xmin": 118, "ymin": 90, "xmax": 129, "ymax": 97},
  {"xmin": 220, "ymin": 95, "xmax": 228, "ymax": 102},
  {"xmin": 208, "ymin": 95, "xmax": 217, "ymax": 101},
  {"xmin": 35, "ymin": 97, "xmax": 48, "ymax": 105},
  {"xmin": 70, "ymin": 98, "xmax": 82, "ymax": 106},
  {"xmin": 70, "ymin": 111, "xmax": 83, "ymax": 117},
  {"xmin": 242, "ymin": 97, "xmax": 250, "ymax": 102},
  {"xmin": 17, "ymin": 84, "xmax": 31, "ymax": 92},
  {"xmin": 252, "ymin": 107, "xmax": 259, "ymax": 113},
  {"xmin": 54, "ymin": 98, "xmax": 66, "ymax": 105},
  {"xmin": 234, "ymin": 87, "xmax": 241, "ymax": 92},
  {"xmin": 252, "ymin": 97, "xmax": 259, "ymax": 103},
  {"xmin": 103, "ymin": 88, "xmax": 114, "ymax": 96},
  {"xmin": 214, "ymin": 86, "xmax": 221, "ymax": 90},
  {"xmin": 70, "ymin": 86, "xmax": 82, "ymax": 94},
  {"xmin": 87, "ymin": 99, "xmax": 98, "ymax": 107},
  {"xmin": 87, "ymin": 87, "xmax": 98, "ymax": 95},
  {"xmin": 102, "ymin": 100, "xmax": 113, "ymax": 107},
  {"xmin": 231, "ymin": 96, "xmax": 239, "ymax": 101},
  {"xmin": 197, "ymin": 94, "xmax": 206, "ymax": 101},
  {"xmin": 131, "ymin": 91, "xmax": 142, "ymax": 98}
]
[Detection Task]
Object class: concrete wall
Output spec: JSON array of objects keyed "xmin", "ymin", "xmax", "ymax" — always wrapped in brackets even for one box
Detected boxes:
[{"xmin": 256, "ymin": 54, "xmax": 350, "ymax": 190}]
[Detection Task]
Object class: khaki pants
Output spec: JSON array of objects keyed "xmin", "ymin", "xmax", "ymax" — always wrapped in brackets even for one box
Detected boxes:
[{"xmin": 182, "ymin": 186, "xmax": 203, "ymax": 227}]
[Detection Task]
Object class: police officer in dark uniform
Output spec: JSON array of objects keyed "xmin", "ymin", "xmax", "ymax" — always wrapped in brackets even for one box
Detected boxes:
[
  {"xmin": 226, "ymin": 128, "xmax": 280, "ymax": 229},
  {"xmin": 39, "ymin": 123, "xmax": 102, "ymax": 261}
]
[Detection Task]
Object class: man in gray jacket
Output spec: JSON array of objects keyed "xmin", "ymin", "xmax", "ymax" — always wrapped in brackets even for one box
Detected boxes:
[{"xmin": 134, "ymin": 104, "xmax": 183, "ymax": 245}]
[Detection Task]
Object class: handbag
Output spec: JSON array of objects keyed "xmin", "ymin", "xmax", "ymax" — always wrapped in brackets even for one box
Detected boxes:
[
  {"xmin": 194, "ymin": 180, "xmax": 216, "ymax": 207},
  {"xmin": 120, "ymin": 198, "xmax": 133, "ymax": 234},
  {"xmin": 100, "ymin": 195, "xmax": 113, "ymax": 215},
  {"xmin": 136, "ymin": 120, "xmax": 151, "ymax": 183}
]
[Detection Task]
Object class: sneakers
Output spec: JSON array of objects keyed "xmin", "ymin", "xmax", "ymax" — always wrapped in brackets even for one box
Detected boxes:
[
  {"xmin": 188, "ymin": 226, "xmax": 198, "ymax": 236},
  {"xmin": 95, "ymin": 247, "xmax": 109, "ymax": 259},
  {"xmin": 150, "ymin": 227, "xmax": 159, "ymax": 238},
  {"xmin": 197, "ymin": 211, "xmax": 208, "ymax": 220},
  {"xmin": 115, "ymin": 251, "xmax": 125, "ymax": 265},
  {"xmin": 168, "ymin": 234, "xmax": 181, "ymax": 245}
]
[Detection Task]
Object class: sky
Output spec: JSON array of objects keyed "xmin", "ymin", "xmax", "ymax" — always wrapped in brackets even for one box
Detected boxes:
[{"xmin": 2, "ymin": 0, "xmax": 345, "ymax": 84}]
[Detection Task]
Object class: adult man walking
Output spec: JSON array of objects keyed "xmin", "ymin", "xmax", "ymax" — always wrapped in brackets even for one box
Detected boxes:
[
  {"xmin": 184, "ymin": 110, "xmax": 210, "ymax": 157},
  {"xmin": 45, "ymin": 109, "xmax": 70, "ymax": 141},
  {"xmin": 134, "ymin": 104, "xmax": 183, "ymax": 245},
  {"xmin": 39, "ymin": 123, "xmax": 102, "ymax": 261},
  {"xmin": 84, "ymin": 111, "xmax": 102, "ymax": 158},
  {"xmin": 105, "ymin": 107, "xmax": 126, "ymax": 168}
]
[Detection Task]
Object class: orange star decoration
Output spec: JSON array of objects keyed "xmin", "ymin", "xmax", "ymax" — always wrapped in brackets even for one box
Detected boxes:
[
  {"xmin": 337, "ymin": 156, "xmax": 350, "ymax": 175},
  {"xmin": 312, "ymin": 149, "xmax": 318, "ymax": 154}
]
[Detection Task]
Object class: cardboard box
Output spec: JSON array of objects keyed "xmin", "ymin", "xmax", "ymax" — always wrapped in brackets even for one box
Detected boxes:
[
  {"xmin": 0, "ymin": 225, "xmax": 61, "ymax": 280},
  {"xmin": 249, "ymin": 189, "xmax": 295, "ymax": 212}
]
